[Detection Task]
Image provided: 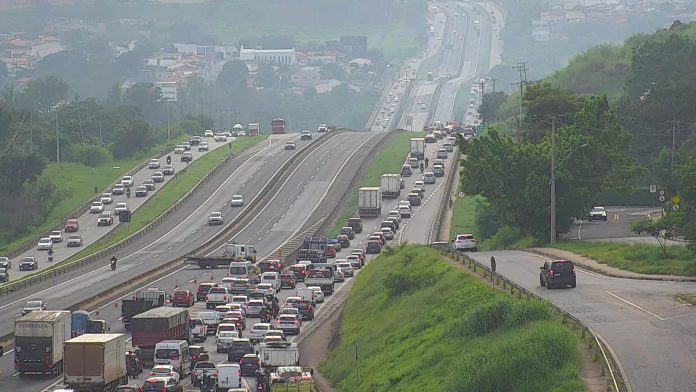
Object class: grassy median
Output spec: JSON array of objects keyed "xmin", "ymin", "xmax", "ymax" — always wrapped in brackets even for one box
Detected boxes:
[
  {"xmin": 326, "ymin": 131, "xmax": 426, "ymax": 238},
  {"xmin": 0, "ymin": 136, "xmax": 190, "ymax": 255},
  {"xmin": 61, "ymin": 136, "xmax": 267, "ymax": 262},
  {"xmin": 320, "ymin": 245, "xmax": 584, "ymax": 391},
  {"xmin": 552, "ymin": 241, "xmax": 696, "ymax": 276}
]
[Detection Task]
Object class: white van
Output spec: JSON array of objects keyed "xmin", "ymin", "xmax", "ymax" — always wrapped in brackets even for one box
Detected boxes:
[
  {"xmin": 295, "ymin": 287, "xmax": 317, "ymax": 305},
  {"xmin": 228, "ymin": 261, "xmax": 255, "ymax": 280},
  {"xmin": 217, "ymin": 363, "xmax": 242, "ymax": 390},
  {"xmin": 154, "ymin": 340, "xmax": 191, "ymax": 376},
  {"xmin": 260, "ymin": 271, "xmax": 281, "ymax": 292}
]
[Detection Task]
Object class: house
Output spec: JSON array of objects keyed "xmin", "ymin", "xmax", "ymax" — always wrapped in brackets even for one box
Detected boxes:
[
  {"xmin": 173, "ymin": 43, "xmax": 238, "ymax": 60},
  {"xmin": 295, "ymin": 51, "xmax": 346, "ymax": 65},
  {"xmin": 565, "ymin": 10, "xmax": 586, "ymax": 23},
  {"xmin": 290, "ymin": 66, "xmax": 321, "ymax": 87}
]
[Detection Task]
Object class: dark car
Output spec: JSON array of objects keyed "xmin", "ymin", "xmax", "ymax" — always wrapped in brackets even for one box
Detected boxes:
[
  {"xmin": 227, "ymin": 338, "xmax": 254, "ymax": 363},
  {"xmin": 115, "ymin": 386, "xmax": 141, "ymax": 392},
  {"xmin": 142, "ymin": 377, "xmax": 182, "ymax": 392},
  {"xmin": 540, "ymin": 259, "xmax": 576, "ymax": 289},
  {"xmin": 239, "ymin": 353, "xmax": 261, "ymax": 376},
  {"xmin": 366, "ymin": 241, "xmax": 381, "ymax": 254},
  {"xmin": 340, "ymin": 227, "xmax": 355, "ymax": 240},
  {"xmin": 19, "ymin": 256, "xmax": 38, "ymax": 271},
  {"xmin": 337, "ymin": 235, "xmax": 351, "ymax": 249},
  {"xmin": 347, "ymin": 217, "xmax": 363, "ymax": 234},
  {"xmin": 290, "ymin": 301, "xmax": 315, "ymax": 321},
  {"xmin": 191, "ymin": 361, "xmax": 217, "ymax": 386},
  {"xmin": 289, "ymin": 265, "xmax": 307, "ymax": 282},
  {"xmin": 189, "ymin": 345, "xmax": 209, "ymax": 370},
  {"xmin": 281, "ymin": 273, "xmax": 297, "ymax": 288},
  {"xmin": 196, "ymin": 282, "xmax": 217, "ymax": 301},
  {"xmin": 381, "ymin": 220, "xmax": 397, "ymax": 232},
  {"xmin": 407, "ymin": 192, "xmax": 422, "ymax": 206}
]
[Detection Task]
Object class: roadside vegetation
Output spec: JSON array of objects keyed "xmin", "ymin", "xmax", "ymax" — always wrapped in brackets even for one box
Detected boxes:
[
  {"xmin": 552, "ymin": 241, "xmax": 696, "ymax": 276},
  {"xmin": 63, "ymin": 136, "xmax": 267, "ymax": 262},
  {"xmin": 320, "ymin": 245, "xmax": 584, "ymax": 391},
  {"xmin": 327, "ymin": 131, "xmax": 425, "ymax": 238}
]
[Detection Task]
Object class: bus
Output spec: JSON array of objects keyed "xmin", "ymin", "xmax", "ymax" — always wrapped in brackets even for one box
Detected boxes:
[{"xmin": 271, "ymin": 118, "xmax": 286, "ymax": 134}]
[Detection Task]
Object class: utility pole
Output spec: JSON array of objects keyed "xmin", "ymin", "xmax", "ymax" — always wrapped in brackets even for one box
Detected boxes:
[
  {"xmin": 478, "ymin": 78, "xmax": 486, "ymax": 124},
  {"xmin": 29, "ymin": 112, "xmax": 33, "ymax": 154},
  {"xmin": 550, "ymin": 116, "xmax": 557, "ymax": 244},
  {"xmin": 512, "ymin": 62, "xmax": 528, "ymax": 140},
  {"xmin": 671, "ymin": 119, "xmax": 677, "ymax": 173},
  {"xmin": 99, "ymin": 121, "xmax": 103, "ymax": 147},
  {"xmin": 167, "ymin": 105, "xmax": 171, "ymax": 141},
  {"xmin": 55, "ymin": 111, "xmax": 60, "ymax": 163}
]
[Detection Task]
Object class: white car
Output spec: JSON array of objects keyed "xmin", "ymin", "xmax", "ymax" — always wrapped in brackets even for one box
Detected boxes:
[
  {"xmin": 256, "ymin": 283, "xmax": 275, "ymax": 299},
  {"xmin": 174, "ymin": 145, "xmax": 185, "ymax": 154},
  {"xmin": 307, "ymin": 286, "xmax": 324, "ymax": 303},
  {"xmin": 230, "ymin": 194, "xmax": 244, "ymax": 207},
  {"xmin": 245, "ymin": 300, "xmax": 265, "ymax": 317},
  {"xmin": 148, "ymin": 159, "xmax": 160, "ymax": 169},
  {"xmin": 589, "ymin": 206, "xmax": 608, "ymax": 221},
  {"xmin": 121, "ymin": 176, "xmax": 134, "ymax": 187},
  {"xmin": 214, "ymin": 134, "xmax": 227, "ymax": 142},
  {"xmin": 453, "ymin": 234, "xmax": 477, "ymax": 252},
  {"xmin": 380, "ymin": 227, "xmax": 395, "ymax": 240},
  {"xmin": 149, "ymin": 364, "xmax": 180, "ymax": 383},
  {"xmin": 209, "ymin": 212, "xmax": 223, "ymax": 225},
  {"xmin": 90, "ymin": 201, "xmax": 104, "ymax": 213},
  {"xmin": 248, "ymin": 323, "xmax": 272, "ymax": 343},
  {"xmin": 100, "ymin": 192, "xmax": 113, "ymax": 205},
  {"xmin": 198, "ymin": 142, "xmax": 209, "ymax": 152},
  {"xmin": 114, "ymin": 202, "xmax": 129, "ymax": 215},
  {"xmin": 204, "ymin": 130, "xmax": 214, "ymax": 138},
  {"xmin": 388, "ymin": 210, "xmax": 402, "ymax": 223},
  {"xmin": 37, "ymin": 237, "xmax": 53, "ymax": 251},
  {"xmin": 216, "ymin": 331, "xmax": 240, "ymax": 353},
  {"xmin": 49, "ymin": 231, "xmax": 63, "ymax": 243},
  {"xmin": 112, "ymin": 183, "xmax": 125, "ymax": 195}
]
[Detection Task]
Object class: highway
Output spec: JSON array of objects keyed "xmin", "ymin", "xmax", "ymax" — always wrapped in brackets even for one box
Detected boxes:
[
  {"xmin": 466, "ymin": 250, "xmax": 696, "ymax": 392},
  {"xmin": 1, "ymin": 136, "xmax": 234, "ymax": 280}
]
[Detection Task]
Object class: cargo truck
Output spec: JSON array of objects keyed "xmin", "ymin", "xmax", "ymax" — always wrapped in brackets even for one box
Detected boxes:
[
  {"xmin": 410, "ymin": 138, "xmax": 425, "ymax": 160},
  {"xmin": 272, "ymin": 118, "xmax": 286, "ymax": 134},
  {"xmin": 358, "ymin": 187, "xmax": 382, "ymax": 218},
  {"xmin": 248, "ymin": 123, "xmax": 260, "ymax": 136},
  {"xmin": 259, "ymin": 341, "xmax": 299, "ymax": 368},
  {"xmin": 63, "ymin": 333, "xmax": 127, "ymax": 392},
  {"xmin": 380, "ymin": 174, "xmax": 401, "ymax": 199},
  {"xmin": 14, "ymin": 310, "xmax": 71, "ymax": 376},
  {"xmin": 186, "ymin": 243, "xmax": 257, "ymax": 269},
  {"xmin": 120, "ymin": 288, "xmax": 166, "ymax": 330},
  {"xmin": 304, "ymin": 263, "xmax": 335, "ymax": 295},
  {"xmin": 130, "ymin": 307, "xmax": 190, "ymax": 366},
  {"xmin": 297, "ymin": 237, "xmax": 327, "ymax": 264}
]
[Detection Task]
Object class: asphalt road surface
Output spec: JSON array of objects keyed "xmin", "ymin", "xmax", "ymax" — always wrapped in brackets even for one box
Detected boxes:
[
  {"xmin": 466, "ymin": 250, "xmax": 696, "ymax": 392},
  {"xmin": 2, "ymin": 136, "xmax": 234, "ymax": 280}
]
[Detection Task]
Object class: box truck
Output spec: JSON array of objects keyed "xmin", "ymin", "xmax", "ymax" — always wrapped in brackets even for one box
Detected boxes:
[
  {"xmin": 63, "ymin": 333, "xmax": 128, "ymax": 392},
  {"xmin": 358, "ymin": 187, "xmax": 382, "ymax": 218},
  {"xmin": 380, "ymin": 174, "xmax": 401, "ymax": 199},
  {"xmin": 14, "ymin": 310, "xmax": 71, "ymax": 376},
  {"xmin": 410, "ymin": 138, "xmax": 425, "ymax": 160}
]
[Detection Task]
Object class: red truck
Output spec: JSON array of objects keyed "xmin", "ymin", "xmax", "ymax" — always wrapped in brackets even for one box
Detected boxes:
[
  {"xmin": 130, "ymin": 307, "xmax": 190, "ymax": 367},
  {"xmin": 271, "ymin": 118, "xmax": 286, "ymax": 134}
]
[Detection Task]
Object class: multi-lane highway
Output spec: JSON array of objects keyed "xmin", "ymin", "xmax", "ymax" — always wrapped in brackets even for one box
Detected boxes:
[{"xmin": 1, "ymin": 136, "xmax": 234, "ymax": 280}]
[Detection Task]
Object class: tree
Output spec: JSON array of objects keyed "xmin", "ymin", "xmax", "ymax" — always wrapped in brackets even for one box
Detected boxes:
[
  {"xmin": 122, "ymin": 83, "xmax": 162, "ymax": 120},
  {"xmin": 521, "ymin": 82, "xmax": 583, "ymax": 143},
  {"xmin": 0, "ymin": 152, "xmax": 47, "ymax": 192},
  {"xmin": 105, "ymin": 83, "xmax": 122, "ymax": 106},
  {"xmin": 217, "ymin": 60, "xmax": 249, "ymax": 90},
  {"xmin": 478, "ymin": 91, "xmax": 508, "ymax": 123},
  {"xmin": 255, "ymin": 64, "xmax": 280, "ymax": 89},
  {"xmin": 19, "ymin": 76, "xmax": 70, "ymax": 112},
  {"xmin": 632, "ymin": 216, "xmax": 680, "ymax": 257},
  {"xmin": 111, "ymin": 120, "xmax": 155, "ymax": 159},
  {"xmin": 320, "ymin": 64, "xmax": 347, "ymax": 80}
]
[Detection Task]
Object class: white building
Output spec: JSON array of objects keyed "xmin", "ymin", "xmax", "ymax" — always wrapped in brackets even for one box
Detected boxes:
[
  {"xmin": 173, "ymin": 43, "xmax": 238, "ymax": 60},
  {"xmin": 239, "ymin": 45, "xmax": 296, "ymax": 65}
]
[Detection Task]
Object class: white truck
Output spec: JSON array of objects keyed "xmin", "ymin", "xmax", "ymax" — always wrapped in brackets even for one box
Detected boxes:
[
  {"xmin": 259, "ymin": 341, "xmax": 300, "ymax": 368},
  {"xmin": 410, "ymin": 138, "xmax": 425, "ymax": 160},
  {"xmin": 186, "ymin": 243, "xmax": 257, "ymax": 269},
  {"xmin": 14, "ymin": 310, "xmax": 71, "ymax": 376},
  {"xmin": 64, "ymin": 333, "xmax": 127, "ymax": 392},
  {"xmin": 205, "ymin": 286, "xmax": 230, "ymax": 309},
  {"xmin": 358, "ymin": 187, "xmax": 382, "ymax": 218},
  {"xmin": 380, "ymin": 174, "xmax": 401, "ymax": 199},
  {"xmin": 304, "ymin": 264, "xmax": 336, "ymax": 295}
]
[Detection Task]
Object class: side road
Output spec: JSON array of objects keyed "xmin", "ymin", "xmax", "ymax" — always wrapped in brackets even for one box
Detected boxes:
[{"xmin": 528, "ymin": 247, "xmax": 696, "ymax": 282}]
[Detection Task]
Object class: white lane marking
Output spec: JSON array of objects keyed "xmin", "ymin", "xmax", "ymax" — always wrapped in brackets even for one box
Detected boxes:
[
  {"xmin": 577, "ymin": 220, "xmax": 584, "ymax": 240},
  {"xmin": 605, "ymin": 291, "xmax": 666, "ymax": 321},
  {"xmin": 0, "ymin": 140, "xmax": 278, "ymax": 310}
]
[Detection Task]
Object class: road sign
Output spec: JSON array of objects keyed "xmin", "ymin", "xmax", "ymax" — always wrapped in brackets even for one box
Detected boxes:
[
  {"xmin": 672, "ymin": 195, "xmax": 681, "ymax": 205},
  {"xmin": 659, "ymin": 189, "xmax": 666, "ymax": 196},
  {"xmin": 658, "ymin": 195, "xmax": 666, "ymax": 202},
  {"xmin": 405, "ymin": 116, "xmax": 413, "ymax": 126},
  {"xmin": 673, "ymin": 204, "xmax": 680, "ymax": 211},
  {"xmin": 458, "ymin": 191, "xmax": 465, "ymax": 198},
  {"xmin": 649, "ymin": 184, "xmax": 657, "ymax": 193}
]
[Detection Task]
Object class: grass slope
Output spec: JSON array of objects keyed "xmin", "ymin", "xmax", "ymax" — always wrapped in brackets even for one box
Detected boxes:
[
  {"xmin": 320, "ymin": 245, "xmax": 584, "ymax": 392},
  {"xmin": 327, "ymin": 131, "xmax": 426, "ymax": 238},
  {"xmin": 0, "ymin": 136, "xmax": 190, "ymax": 255},
  {"xmin": 64, "ymin": 136, "xmax": 267, "ymax": 262},
  {"xmin": 552, "ymin": 241, "xmax": 696, "ymax": 276}
]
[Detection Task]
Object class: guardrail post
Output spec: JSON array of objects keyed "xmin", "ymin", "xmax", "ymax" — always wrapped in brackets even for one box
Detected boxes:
[{"xmin": 517, "ymin": 288, "xmax": 522, "ymax": 299}]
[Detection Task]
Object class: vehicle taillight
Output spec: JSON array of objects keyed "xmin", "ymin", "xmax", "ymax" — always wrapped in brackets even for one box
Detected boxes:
[
  {"xmin": 293, "ymin": 321, "xmax": 299, "ymax": 325},
  {"xmin": 162, "ymin": 388, "xmax": 168, "ymax": 392},
  {"xmin": 572, "ymin": 267, "xmax": 576, "ymax": 273},
  {"xmin": 307, "ymin": 305, "xmax": 313, "ymax": 310},
  {"xmin": 239, "ymin": 359, "xmax": 244, "ymax": 365},
  {"xmin": 549, "ymin": 270, "xmax": 554, "ymax": 276}
]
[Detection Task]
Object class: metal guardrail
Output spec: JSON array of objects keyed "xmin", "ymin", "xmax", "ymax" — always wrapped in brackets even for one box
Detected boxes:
[
  {"xmin": 0, "ymin": 151, "xmax": 236, "ymax": 295},
  {"xmin": 3, "ymin": 140, "xmax": 188, "ymax": 259},
  {"xmin": 433, "ymin": 246, "xmax": 626, "ymax": 392},
  {"xmin": 432, "ymin": 147, "xmax": 460, "ymax": 242}
]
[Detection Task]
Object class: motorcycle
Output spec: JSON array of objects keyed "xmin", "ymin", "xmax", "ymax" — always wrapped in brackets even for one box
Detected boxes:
[
  {"xmin": 111, "ymin": 261, "xmax": 116, "ymax": 271},
  {"xmin": 47, "ymin": 255, "xmax": 54, "ymax": 263},
  {"xmin": 125, "ymin": 352, "xmax": 142, "ymax": 379}
]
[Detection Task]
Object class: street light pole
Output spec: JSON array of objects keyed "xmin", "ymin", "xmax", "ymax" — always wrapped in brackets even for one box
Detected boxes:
[{"xmin": 550, "ymin": 117, "xmax": 557, "ymax": 243}]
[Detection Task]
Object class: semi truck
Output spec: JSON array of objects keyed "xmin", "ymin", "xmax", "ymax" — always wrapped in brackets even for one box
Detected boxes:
[
  {"xmin": 71, "ymin": 311, "xmax": 108, "ymax": 337},
  {"xmin": 358, "ymin": 187, "xmax": 382, "ymax": 218},
  {"xmin": 259, "ymin": 341, "xmax": 299, "ymax": 368},
  {"xmin": 305, "ymin": 263, "xmax": 335, "ymax": 295},
  {"xmin": 297, "ymin": 237, "xmax": 327, "ymax": 264},
  {"xmin": 410, "ymin": 138, "xmax": 425, "ymax": 160},
  {"xmin": 121, "ymin": 288, "xmax": 166, "ymax": 330},
  {"xmin": 63, "ymin": 333, "xmax": 127, "ymax": 392},
  {"xmin": 186, "ymin": 243, "xmax": 257, "ymax": 269},
  {"xmin": 271, "ymin": 118, "xmax": 286, "ymax": 134},
  {"xmin": 14, "ymin": 310, "xmax": 71, "ymax": 376},
  {"xmin": 380, "ymin": 174, "xmax": 401, "ymax": 199},
  {"xmin": 248, "ymin": 123, "xmax": 261, "ymax": 136},
  {"xmin": 130, "ymin": 307, "xmax": 190, "ymax": 366}
]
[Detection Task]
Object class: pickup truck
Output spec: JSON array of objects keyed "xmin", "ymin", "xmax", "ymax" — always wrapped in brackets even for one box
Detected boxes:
[
  {"xmin": 190, "ymin": 318, "xmax": 207, "ymax": 342},
  {"xmin": 206, "ymin": 287, "xmax": 230, "ymax": 309},
  {"xmin": 304, "ymin": 265, "xmax": 335, "ymax": 295},
  {"xmin": 199, "ymin": 311, "xmax": 219, "ymax": 335}
]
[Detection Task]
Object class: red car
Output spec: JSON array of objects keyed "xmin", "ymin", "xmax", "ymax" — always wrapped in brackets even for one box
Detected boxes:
[
  {"xmin": 64, "ymin": 219, "xmax": 79, "ymax": 232},
  {"xmin": 280, "ymin": 273, "xmax": 297, "ymax": 289},
  {"xmin": 171, "ymin": 290, "xmax": 195, "ymax": 307},
  {"xmin": 324, "ymin": 246, "xmax": 336, "ymax": 258}
]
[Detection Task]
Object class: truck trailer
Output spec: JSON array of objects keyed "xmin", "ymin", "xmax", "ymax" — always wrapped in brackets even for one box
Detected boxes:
[
  {"xmin": 247, "ymin": 123, "xmax": 260, "ymax": 136},
  {"xmin": 271, "ymin": 118, "xmax": 286, "ymax": 134},
  {"xmin": 63, "ymin": 333, "xmax": 127, "ymax": 392},
  {"xmin": 14, "ymin": 310, "xmax": 71, "ymax": 376},
  {"xmin": 120, "ymin": 288, "xmax": 166, "ymax": 330},
  {"xmin": 186, "ymin": 243, "xmax": 256, "ymax": 269},
  {"xmin": 410, "ymin": 138, "xmax": 425, "ymax": 160},
  {"xmin": 259, "ymin": 341, "xmax": 299, "ymax": 368},
  {"xmin": 130, "ymin": 307, "xmax": 190, "ymax": 366},
  {"xmin": 380, "ymin": 174, "xmax": 401, "ymax": 199},
  {"xmin": 297, "ymin": 237, "xmax": 327, "ymax": 264},
  {"xmin": 358, "ymin": 187, "xmax": 382, "ymax": 218}
]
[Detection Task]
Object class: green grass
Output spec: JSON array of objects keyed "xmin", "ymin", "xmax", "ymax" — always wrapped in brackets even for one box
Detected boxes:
[
  {"xmin": 61, "ymin": 136, "xmax": 267, "ymax": 263},
  {"xmin": 0, "ymin": 136, "xmax": 190, "ymax": 255},
  {"xmin": 320, "ymin": 245, "xmax": 584, "ymax": 392},
  {"xmin": 452, "ymin": 86, "xmax": 470, "ymax": 122},
  {"xmin": 449, "ymin": 195, "xmax": 479, "ymax": 241},
  {"xmin": 326, "ymin": 131, "xmax": 426, "ymax": 238},
  {"xmin": 674, "ymin": 293, "xmax": 696, "ymax": 306},
  {"xmin": 552, "ymin": 241, "xmax": 696, "ymax": 276}
]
